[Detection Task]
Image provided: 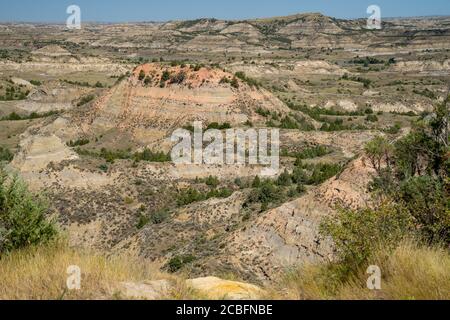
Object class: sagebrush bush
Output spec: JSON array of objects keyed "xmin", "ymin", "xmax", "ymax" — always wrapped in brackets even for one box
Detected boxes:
[{"xmin": 0, "ymin": 169, "xmax": 57, "ymax": 254}]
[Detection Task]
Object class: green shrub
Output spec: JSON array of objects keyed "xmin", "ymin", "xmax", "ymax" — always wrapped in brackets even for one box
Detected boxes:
[
  {"xmin": 247, "ymin": 180, "xmax": 281, "ymax": 205},
  {"xmin": 161, "ymin": 71, "xmax": 171, "ymax": 82},
  {"xmin": 255, "ymin": 107, "xmax": 270, "ymax": 117},
  {"xmin": 176, "ymin": 186, "xmax": 233, "ymax": 206},
  {"xmin": 0, "ymin": 147, "xmax": 13, "ymax": 163},
  {"xmin": 290, "ymin": 167, "xmax": 308, "ymax": 184},
  {"xmin": 234, "ymin": 71, "xmax": 260, "ymax": 88},
  {"xmin": 230, "ymin": 77, "xmax": 239, "ymax": 89},
  {"xmin": 1, "ymin": 112, "xmax": 21, "ymax": 121},
  {"xmin": 364, "ymin": 136, "xmax": 393, "ymax": 174},
  {"xmin": 138, "ymin": 70, "xmax": 146, "ymax": 81},
  {"xmin": 98, "ymin": 164, "xmax": 108, "ymax": 173},
  {"xmin": 1, "ymin": 110, "xmax": 60, "ymax": 122},
  {"xmin": 29, "ymin": 80, "xmax": 42, "ymax": 86},
  {"xmin": 0, "ymin": 169, "xmax": 57, "ymax": 254},
  {"xmin": 364, "ymin": 98, "xmax": 450, "ymax": 246},
  {"xmin": 150, "ymin": 209, "xmax": 170, "ymax": 225},
  {"xmin": 77, "ymin": 95, "xmax": 95, "ymax": 107},
  {"xmin": 365, "ymin": 114, "xmax": 379, "ymax": 122},
  {"xmin": 123, "ymin": 197, "xmax": 134, "ymax": 205},
  {"xmin": 277, "ymin": 169, "xmax": 292, "ymax": 186},
  {"xmin": 279, "ymin": 116, "xmax": 299, "ymax": 129},
  {"xmin": 296, "ymin": 183, "xmax": 306, "ymax": 194},
  {"xmin": 169, "ymin": 72, "xmax": 186, "ymax": 84},
  {"xmin": 397, "ymin": 176, "xmax": 449, "ymax": 245},
  {"xmin": 206, "ymin": 122, "xmax": 231, "ymax": 130},
  {"xmin": 251, "ymin": 176, "xmax": 261, "ymax": 188},
  {"xmin": 136, "ymin": 214, "xmax": 150, "ymax": 229},
  {"xmin": 384, "ymin": 123, "xmax": 402, "ymax": 134},
  {"xmin": 206, "ymin": 188, "xmax": 232, "ymax": 199},
  {"xmin": 204, "ymin": 175, "xmax": 219, "ymax": 188},
  {"xmin": 67, "ymin": 138, "xmax": 89, "ymax": 147},
  {"xmin": 176, "ymin": 188, "xmax": 204, "ymax": 206},
  {"xmin": 320, "ymin": 202, "xmax": 413, "ymax": 274},
  {"xmin": 306, "ymin": 163, "xmax": 342, "ymax": 185},
  {"xmin": 192, "ymin": 64, "xmax": 203, "ymax": 72},
  {"xmin": 134, "ymin": 149, "xmax": 171, "ymax": 162},
  {"xmin": 166, "ymin": 254, "xmax": 196, "ymax": 273},
  {"xmin": 219, "ymin": 76, "xmax": 230, "ymax": 84}
]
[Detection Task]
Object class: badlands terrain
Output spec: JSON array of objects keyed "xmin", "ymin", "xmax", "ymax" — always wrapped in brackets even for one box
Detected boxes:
[{"xmin": 0, "ymin": 13, "xmax": 449, "ymax": 297}]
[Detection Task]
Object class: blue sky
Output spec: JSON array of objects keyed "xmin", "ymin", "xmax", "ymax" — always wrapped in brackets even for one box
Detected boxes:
[{"xmin": 0, "ymin": 0, "xmax": 449, "ymax": 22}]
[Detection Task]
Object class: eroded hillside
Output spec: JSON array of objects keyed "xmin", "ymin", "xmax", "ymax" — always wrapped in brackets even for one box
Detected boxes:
[{"xmin": 0, "ymin": 13, "xmax": 449, "ymax": 284}]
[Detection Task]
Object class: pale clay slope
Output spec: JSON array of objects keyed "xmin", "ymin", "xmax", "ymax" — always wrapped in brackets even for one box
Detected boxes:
[
  {"xmin": 221, "ymin": 155, "xmax": 376, "ymax": 280},
  {"xmin": 0, "ymin": 45, "xmax": 128, "ymax": 76},
  {"xmin": 229, "ymin": 60, "xmax": 349, "ymax": 77}
]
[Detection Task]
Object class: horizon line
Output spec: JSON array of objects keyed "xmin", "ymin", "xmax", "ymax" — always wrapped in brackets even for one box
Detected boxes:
[{"xmin": 1, "ymin": 12, "xmax": 450, "ymax": 25}]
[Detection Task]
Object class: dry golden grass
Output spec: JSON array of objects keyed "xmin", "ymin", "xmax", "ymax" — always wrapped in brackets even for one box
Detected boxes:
[
  {"xmin": 268, "ymin": 241, "xmax": 450, "ymax": 300},
  {"xmin": 0, "ymin": 239, "xmax": 197, "ymax": 300},
  {"xmin": 1, "ymin": 239, "xmax": 448, "ymax": 300}
]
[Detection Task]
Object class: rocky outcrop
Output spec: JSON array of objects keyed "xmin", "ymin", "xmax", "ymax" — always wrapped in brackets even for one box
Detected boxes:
[{"xmin": 118, "ymin": 277, "xmax": 265, "ymax": 300}]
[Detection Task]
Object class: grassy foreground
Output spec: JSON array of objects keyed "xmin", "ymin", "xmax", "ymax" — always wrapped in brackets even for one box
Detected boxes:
[
  {"xmin": 0, "ymin": 240, "xmax": 448, "ymax": 300},
  {"xmin": 0, "ymin": 240, "xmax": 200, "ymax": 300},
  {"xmin": 268, "ymin": 241, "xmax": 450, "ymax": 300}
]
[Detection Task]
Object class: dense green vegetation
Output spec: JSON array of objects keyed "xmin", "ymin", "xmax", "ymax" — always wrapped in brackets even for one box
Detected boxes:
[
  {"xmin": 61, "ymin": 79, "xmax": 107, "ymax": 88},
  {"xmin": 320, "ymin": 118, "xmax": 367, "ymax": 131},
  {"xmin": 243, "ymin": 160, "xmax": 341, "ymax": 213},
  {"xmin": 0, "ymin": 169, "xmax": 57, "ymax": 254},
  {"xmin": 29, "ymin": 80, "xmax": 42, "ymax": 86},
  {"xmin": 77, "ymin": 94, "xmax": 95, "ymax": 106},
  {"xmin": 0, "ymin": 85, "xmax": 29, "ymax": 101},
  {"xmin": 166, "ymin": 254, "xmax": 196, "ymax": 273},
  {"xmin": 67, "ymin": 138, "xmax": 90, "ymax": 147},
  {"xmin": 350, "ymin": 56, "xmax": 395, "ymax": 66},
  {"xmin": 320, "ymin": 97, "xmax": 449, "ymax": 281},
  {"xmin": 74, "ymin": 147, "xmax": 171, "ymax": 163},
  {"xmin": 234, "ymin": 71, "xmax": 260, "ymax": 88},
  {"xmin": 0, "ymin": 110, "xmax": 59, "ymax": 121},
  {"xmin": 206, "ymin": 122, "xmax": 231, "ymax": 130},
  {"xmin": 0, "ymin": 147, "xmax": 13, "ymax": 163},
  {"xmin": 176, "ymin": 187, "xmax": 233, "ymax": 206},
  {"xmin": 257, "ymin": 107, "xmax": 315, "ymax": 131},
  {"xmin": 182, "ymin": 122, "xmax": 232, "ymax": 132},
  {"xmin": 297, "ymin": 162, "xmax": 342, "ymax": 185}
]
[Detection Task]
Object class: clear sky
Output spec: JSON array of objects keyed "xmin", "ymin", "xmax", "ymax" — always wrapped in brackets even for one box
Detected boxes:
[{"xmin": 0, "ymin": 0, "xmax": 449, "ymax": 23}]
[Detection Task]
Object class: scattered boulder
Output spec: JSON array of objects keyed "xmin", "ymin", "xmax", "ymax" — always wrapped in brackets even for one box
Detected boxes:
[{"xmin": 186, "ymin": 277, "xmax": 265, "ymax": 300}]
